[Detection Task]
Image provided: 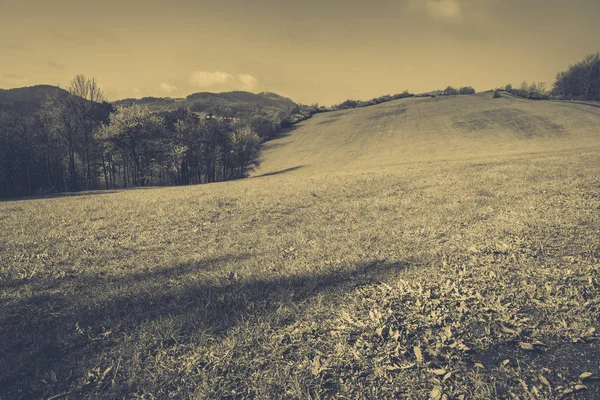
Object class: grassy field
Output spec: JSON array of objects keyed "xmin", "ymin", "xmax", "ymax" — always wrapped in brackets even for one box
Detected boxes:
[{"xmin": 1, "ymin": 93, "xmax": 600, "ymax": 399}]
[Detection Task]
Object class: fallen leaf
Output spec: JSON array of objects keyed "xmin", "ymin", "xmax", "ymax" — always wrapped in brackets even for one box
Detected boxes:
[
  {"xmin": 539, "ymin": 375, "xmax": 551, "ymax": 387},
  {"xmin": 414, "ymin": 346, "xmax": 424, "ymax": 363},
  {"xmin": 579, "ymin": 372, "xmax": 593, "ymax": 381},
  {"xmin": 501, "ymin": 325, "xmax": 517, "ymax": 335},
  {"xmin": 431, "ymin": 368, "xmax": 446, "ymax": 376},
  {"xmin": 519, "ymin": 342, "xmax": 535, "ymax": 351},
  {"xmin": 429, "ymin": 386, "xmax": 442, "ymax": 400}
]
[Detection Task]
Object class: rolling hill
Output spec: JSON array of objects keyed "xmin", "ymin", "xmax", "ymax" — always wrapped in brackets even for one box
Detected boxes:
[
  {"xmin": 0, "ymin": 85, "xmax": 301, "ymax": 120},
  {"xmin": 112, "ymin": 91, "xmax": 299, "ymax": 118},
  {"xmin": 0, "ymin": 85, "xmax": 69, "ymax": 113},
  {"xmin": 1, "ymin": 93, "xmax": 599, "ymax": 399},
  {"xmin": 255, "ymin": 92, "xmax": 600, "ymax": 176}
]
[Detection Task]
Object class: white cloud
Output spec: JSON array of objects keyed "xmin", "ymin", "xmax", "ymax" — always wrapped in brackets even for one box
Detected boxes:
[
  {"xmin": 187, "ymin": 70, "xmax": 259, "ymax": 91},
  {"xmin": 189, "ymin": 71, "xmax": 234, "ymax": 88},
  {"xmin": 427, "ymin": 0, "xmax": 461, "ymax": 20},
  {"xmin": 160, "ymin": 82, "xmax": 177, "ymax": 93},
  {"xmin": 238, "ymin": 73, "xmax": 258, "ymax": 90},
  {"xmin": 409, "ymin": 0, "xmax": 462, "ymax": 21}
]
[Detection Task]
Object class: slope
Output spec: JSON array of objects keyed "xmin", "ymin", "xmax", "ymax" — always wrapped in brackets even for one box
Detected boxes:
[
  {"xmin": 0, "ymin": 85, "xmax": 69, "ymax": 114},
  {"xmin": 256, "ymin": 92, "xmax": 600, "ymax": 176},
  {"xmin": 1, "ymin": 92, "xmax": 600, "ymax": 399}
]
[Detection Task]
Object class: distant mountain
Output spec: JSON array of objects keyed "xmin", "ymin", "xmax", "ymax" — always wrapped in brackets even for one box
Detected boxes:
[
  {"xmin": 112, "ymin": 91, "xmax": 299, "ymax": 119},
  {"xmin": 0, "ymin": 85, "xmax": 303, "ymax": 122},
  {"xmin": 0, "ymin": 85, "xmax": 69, "ymax": 114}
]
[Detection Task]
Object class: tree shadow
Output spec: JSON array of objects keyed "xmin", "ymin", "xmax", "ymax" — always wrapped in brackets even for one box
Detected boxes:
[
  {"xmin": 0, "ymin": 190, "xmax": 119, "ymax": 203},
  {"xmin": 0, "ymin": 255, "xmax": 406, "ymax": 399},
  {"xmin": 269, "ymin": 124, "xmax": 300, "ymax": 140},
  {"xmin": 252, "ymin": 165, "xmax": 305, "ymax": 178}
]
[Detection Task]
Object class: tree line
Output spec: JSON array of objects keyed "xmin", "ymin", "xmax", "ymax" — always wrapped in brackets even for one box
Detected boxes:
[
  {"xmin": 552, "ymin": 52, "xmax": 600, "ymax": 101},
  {"xmin": 499, "ymin": 52, "xmax": 600, "ymax": 101},
  {"xmin": 0, "ymin": 75, "xmax": 268, "ymax": 198}
]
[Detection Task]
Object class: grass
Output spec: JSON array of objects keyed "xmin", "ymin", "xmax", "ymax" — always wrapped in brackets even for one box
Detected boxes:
[{"xmin": 1, "ymin": 93, "xmax": 600, "ymax": 399}]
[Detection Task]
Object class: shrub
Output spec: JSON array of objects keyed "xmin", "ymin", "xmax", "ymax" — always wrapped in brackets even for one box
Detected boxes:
[
  {"xmin": 493, "ymin": 90, "xmax": 501, "ymax": 98},
  {"xmin": 459, "ymin": 86, "xmax": 476, "ymax": 95},
  {"xmin": 443, "ymin": 86, "xmax": 459, "ymax": 96}
]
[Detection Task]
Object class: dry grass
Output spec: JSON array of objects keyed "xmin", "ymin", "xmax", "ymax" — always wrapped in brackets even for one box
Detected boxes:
[{"xmin": 1, "ymin": 94, "xmax": 600, "ymax": 399}]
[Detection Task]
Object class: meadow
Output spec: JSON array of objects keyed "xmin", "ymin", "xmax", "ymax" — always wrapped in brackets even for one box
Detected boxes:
[{"xmin": 1, "ymin": 93, "xmax": 599, "ymax": 399}]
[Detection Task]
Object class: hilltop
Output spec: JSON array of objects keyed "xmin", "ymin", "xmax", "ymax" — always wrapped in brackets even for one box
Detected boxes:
[
  {"xmin": 256, "ymin": 92, "xmax": 600, "ymax": 176},
  {"xmin": 112, "ymin": 91, "xmax": 298, "ymax": 118},
  {"xmin": 0, "ymin": 85, "xmax": 301, "ymax": 120},
  {"xmin": 0, "ymin": 85, "xmax": 69, "ymax": 113}
]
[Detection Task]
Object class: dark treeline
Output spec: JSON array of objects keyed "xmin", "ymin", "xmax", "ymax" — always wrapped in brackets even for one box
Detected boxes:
[
  {"xmin": 552, "ymin": 52, "xmax": 600, "ymax": 101},
  {"xmin": 0, "ymin": 75, "xmax": 273, "ymax": 198},
  {"xmin": 499, "ymin": 52, "xmax": 600, "ymax": 101}
]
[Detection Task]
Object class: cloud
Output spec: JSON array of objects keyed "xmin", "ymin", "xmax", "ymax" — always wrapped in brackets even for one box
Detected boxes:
[
  {"xmin": 189, "ymin": 71, "xmax": 234, "ymax": 88},
  {"xmin": 160, "ymin": 82, "xmax": 177, "ymax": 93},
  {"xmin": 426, "ymin": 0, "xmax": 461, "ymax": 21},
  {"xmin": 238, "ymin": 73, "xmax": 258, "ymax": 90},
  {"xmin": 188, "ymin": 71, "xmax": 259, "ymax": 91}
]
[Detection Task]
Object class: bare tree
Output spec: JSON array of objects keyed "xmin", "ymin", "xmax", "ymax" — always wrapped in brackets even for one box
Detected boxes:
[{"xmin": 68, "ymin": 74, "xmax": 106, "ymax": 190}]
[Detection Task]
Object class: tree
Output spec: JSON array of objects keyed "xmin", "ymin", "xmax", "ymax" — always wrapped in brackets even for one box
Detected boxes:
[
  {"xmin": 102, "ymin": 105, "xmax": 165, "ymax": 187},
  {"xmin": 249, "ymin": 112, "xmax": 281, "ymax": 140},
  {"xmin": 458, "ymin": 86, "xmax": 476, "ymax": 95},
  {"xmin": 520, "ymin": 81, "xmax": 529, "ymax": 92},
  {"xmin": 67, "ymin": 75, "xmax": 107, "ymax": 190},
  {"xmin": 553, "ymin": 52, "xmax": 600, "ymax": 101},
  {"xmin": 230, "ymin": 125, "xmax": 261, "ymax": 178},
  {"xmin": 443, "ymin": 86, "xmax": 459, "ymax": 95}
]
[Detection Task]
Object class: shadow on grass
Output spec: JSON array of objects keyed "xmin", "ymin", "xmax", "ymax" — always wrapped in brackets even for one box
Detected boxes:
[
  {"xmin": 0, "ymin": 190, "xmax": 119, "ymax": 202},
  {"xmin": 252, "ymin": 165, "xmax": 305, "ymax": 178},
  {"xmin": 0, "ymin": 255, "xmax": 406, "ymax": 399}
]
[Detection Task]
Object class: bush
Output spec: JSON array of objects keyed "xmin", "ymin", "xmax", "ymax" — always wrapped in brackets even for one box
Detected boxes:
[
  {"xmin": 459, "ymin": 86, "xmax": 476, "ymax": 95},
  {"xmin": 443, "ymin": 86, "xmax": 459, "ymax": 96},
  {"xmin": 493, "ymin": 90, "xmax": 501, "ymax": 98}
]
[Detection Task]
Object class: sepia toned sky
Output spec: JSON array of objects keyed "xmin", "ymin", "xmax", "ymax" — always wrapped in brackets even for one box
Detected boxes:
[{"xmin": 1, "ymin": 0, "xmax": 599, "ymax": 105}]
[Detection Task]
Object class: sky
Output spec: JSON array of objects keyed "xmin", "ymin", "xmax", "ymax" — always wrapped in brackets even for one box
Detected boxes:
[{"xmin": 1, "ymin": 0, "xmax": 599, "ymax": 105}]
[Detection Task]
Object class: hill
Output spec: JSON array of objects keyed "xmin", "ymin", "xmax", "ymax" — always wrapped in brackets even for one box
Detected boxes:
[
  {"xmin": 0, "ymin": 85, "xmax": 69, "ymax": 114},
  {"xmin": 1, "ymin": 93, "xmax": 599, "ymax": 399},
  {"xmin": 256, "ymin": 92, "xmax": 600, "ymax": 176},
  {"xmin": 112, "ymin": 90, "xmax": 299, "ymax": 119},
  {"xmin": 0, "ymin": 85, "xmax": 301, "ymax": 121}
]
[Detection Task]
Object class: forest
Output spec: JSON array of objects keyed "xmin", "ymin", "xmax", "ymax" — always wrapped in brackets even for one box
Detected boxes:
[{"xmin": 0, "ymin": 75, "xmax": 287, "ymax": 198}]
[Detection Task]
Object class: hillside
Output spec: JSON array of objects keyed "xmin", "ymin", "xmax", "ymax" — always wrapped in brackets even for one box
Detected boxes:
[
  {"xmin": 1, "ymin": 93, "xmax": 600, "ymax": 399},
  {"xmin": 256, "ymin": 92, "xmax": 600, "ymax": 176},
  {"xmin": 0, "ymin": 85, "xmax": 69, "ymax": 113},
  {"xmin": 112, "ymin": 91, "xmax": 299, "ymax": 118},
  {"xmin": 0, "ymin": 85, "xmax": 300, "ymax": 121}
]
